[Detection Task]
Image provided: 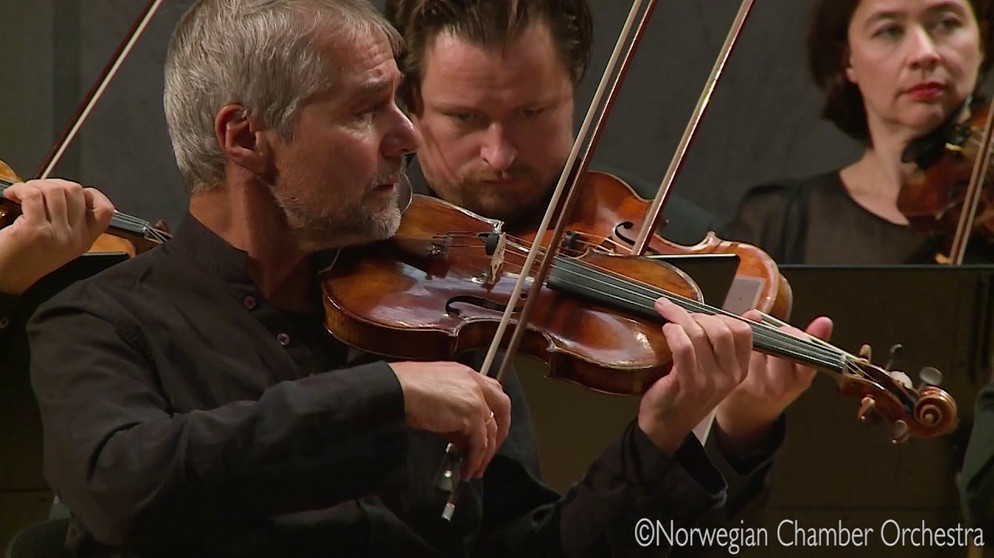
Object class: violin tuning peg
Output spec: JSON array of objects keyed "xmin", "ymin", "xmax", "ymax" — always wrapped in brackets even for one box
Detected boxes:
[
  {"xmin": 857, "ymin": 396, "xmax": 876, "ymax": 422},
  {"xmin": 859, "ymin": 344, "xmax": 872, "ymax": 360},
  {"xmin": 891, "ymin": 420, "xmax": 910, "ymax": 444},
  {"xmin": 884, "ymin": 344, "xmax": 904, "ymax": 370},
  {"xmin": 886, "ymin": 370, "xmax": 913, "ymax": 389},
  {"xmin": 918, "ymin": 366, "xmax": 943, "ymax": 387}
]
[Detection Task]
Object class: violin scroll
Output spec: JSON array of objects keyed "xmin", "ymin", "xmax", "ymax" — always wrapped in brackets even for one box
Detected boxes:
[
  {"xmin": 839, "ymin": 351, "xmax": 957, "ymax": 442},
  {"xmin": 913, "ymin": 386, "xmax": 959, "ymax": 437}
]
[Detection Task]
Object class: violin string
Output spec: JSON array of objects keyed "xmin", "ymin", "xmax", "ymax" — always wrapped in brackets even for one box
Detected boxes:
[
  {"xmin": 500, "ymin": 236, "xmax": 836, "ymax": 358},
  {"xmin": 424, "ymin": 232, "xmax": 910, "ymax": 393},
  {"xmin": 543, "ymin": 254, "xmax": 868, "ymax": 373},
  {"xmin": 548, "ymin": 260, "xmax": 876, "ymax": 380},
  {"xmin": 554, "ymin": 260, "xmax": 847, "ymax": 367},
  {"xmin": 576, "ymin": 264, "xmax": 911, "ymax": 393},
  {"xmin": 570, "ymin": 259, "xmax": 867, "ymax": 368},
  {"xmin": 413, "ymin": 231, "xmax": 621, "ymax": 257},
  {"xmin": 431, "ymin": 231, "xmax": 852, "ymax": 371},
  {"xmin": 364, "ymin": 233, "xmax": 921, "ymax": 416},
  {"xmin": 758, "ymin": 312, "xmax": 844, "ymax": 356},
  {"xmin": 752, "ymin": 312, "xmax": 909, "ymax": 398}
]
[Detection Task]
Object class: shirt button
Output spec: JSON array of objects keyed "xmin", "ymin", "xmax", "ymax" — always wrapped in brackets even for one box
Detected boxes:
[
  {"xmin": 243, "ymin": 295, "xmax": 257, "ymax": 310},
  {"xmin": 276, "ymin": 333, "xmax": 291, "ymax": 346},
  {"xmin": 0, "ymin": 317, "xmax": 8, "ymax": 329}
]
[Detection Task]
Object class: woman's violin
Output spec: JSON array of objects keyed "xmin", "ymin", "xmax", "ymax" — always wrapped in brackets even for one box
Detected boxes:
[
  {"xmin": 0, "ymin": 159, "xmax": 170, "ymax": 256},
  {"xmin": 322, "ymin": 194, "xmax": 958, "ymax": 442},
  {"xmin": 899, "ymin": 98, "xmax": 994, "ymax": 262}
]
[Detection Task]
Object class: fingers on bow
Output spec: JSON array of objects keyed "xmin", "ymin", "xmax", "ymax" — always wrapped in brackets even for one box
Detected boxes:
[{"xmin": 464, "ymin": 374, "xmax": 511, "ymax": 479}]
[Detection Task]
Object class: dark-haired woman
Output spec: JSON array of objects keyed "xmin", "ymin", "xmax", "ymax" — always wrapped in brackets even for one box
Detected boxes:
[{"xmin": 726, "ymin": 0, "xmax": 992, "ymax": 264}]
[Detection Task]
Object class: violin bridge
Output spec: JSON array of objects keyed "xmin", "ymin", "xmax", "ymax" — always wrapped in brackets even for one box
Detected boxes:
[{"xmin": 482, "ymin": 232, "xmax": 507, "ymax": 287}]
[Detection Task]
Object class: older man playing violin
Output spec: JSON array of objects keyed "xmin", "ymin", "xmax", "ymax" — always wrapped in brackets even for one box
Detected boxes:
[{"xmin": 26, "ymin": 1, "xmax": 829, "ymax": 556}]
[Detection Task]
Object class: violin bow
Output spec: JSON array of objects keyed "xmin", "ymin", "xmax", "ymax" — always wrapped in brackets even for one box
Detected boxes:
[
  {"xmin": 947, "ymin": 99, "xmax": 994, "ymax": 264},
  {"xmin": 436, "ymin": 2, "xmax": 658, "ymax": 519},
  {"xmin": 36, "ymin": 0, "xmax": 164, "ymax": 180},
  {"xmin": 29, "ymin": 0, "xmax": 169, "ymax": 248},
  {"xmin": 478, "ymin": 0, "xmax": 656, "ymax": 382},
  {"xmin": 482, "ymin": 0, "xmax": 757, "ymax": 382},
  {"xmin": 631, "ymin": 0, "xmax": 755, "ymax": 254}
]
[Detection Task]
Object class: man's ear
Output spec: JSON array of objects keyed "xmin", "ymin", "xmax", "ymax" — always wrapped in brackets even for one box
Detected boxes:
[{"xmin": 215, "ymin": 104, "xmax": 271, "ymax": 175}]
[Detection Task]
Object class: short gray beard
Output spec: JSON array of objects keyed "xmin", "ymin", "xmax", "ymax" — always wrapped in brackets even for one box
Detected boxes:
[{"xmin": 268, "ymin": 186, "xmax": 401, "ymax": 250}]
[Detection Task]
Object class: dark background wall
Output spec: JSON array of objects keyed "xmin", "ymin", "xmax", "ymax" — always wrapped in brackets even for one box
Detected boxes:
[{"xmin": 0, "ymin": 0, "xmax": 862, "ymax": 228}]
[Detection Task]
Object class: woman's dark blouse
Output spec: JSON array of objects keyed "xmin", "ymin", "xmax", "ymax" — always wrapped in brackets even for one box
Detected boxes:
[{"xmin": 724, "ymin": 171, "xmax": 936, "ymax": 265}]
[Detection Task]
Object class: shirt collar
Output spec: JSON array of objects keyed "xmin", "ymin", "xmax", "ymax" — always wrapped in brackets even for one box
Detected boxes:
[{"xmin": 164, "ymin": 213, "xmax": 254, "ymax": 287}]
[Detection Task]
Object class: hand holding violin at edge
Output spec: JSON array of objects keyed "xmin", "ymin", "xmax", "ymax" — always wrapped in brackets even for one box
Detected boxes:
[
  {"xmin": 0, "ymin": 179, "xmax": 115, "ymax": 295},
  {"xmin": 390, "ymin": 361, "xmax": 512, "ymax": 479},
  {"xmin": 714, "ymin": 314, "xmax": 834, "ymax": 457},
  {"xmin": 637, "ymin": 298, "xmax": 754, "ymax": 456}
]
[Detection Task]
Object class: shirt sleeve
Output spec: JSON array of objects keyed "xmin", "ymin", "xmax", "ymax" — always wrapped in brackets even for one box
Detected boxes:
[
  {"xmin": 0, "ymin": 290, "xmax": 21, "ymax": 357},
  {"xmin": 28, "ymin": 286, "xmax": 410, "ymax": 550},
  {"xmin": 701, "ymin": 414, "xmax": 785, "ymax": 520},
  {"xmin": 476, "ymin": 415, "xmax": 726, "ymax": 557},
  {"xmin": 555, "ymin": 424, "xmax": 726, "ymax": 556},
  {"xmin": 960, "ymin": 380, "xmax": 994, "ymax": 537}
]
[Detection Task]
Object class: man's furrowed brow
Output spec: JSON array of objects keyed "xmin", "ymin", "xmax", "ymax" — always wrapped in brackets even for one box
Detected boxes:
[{"xmin": 352, "ymin": 73, "xmax": 400, "ymax": 101}]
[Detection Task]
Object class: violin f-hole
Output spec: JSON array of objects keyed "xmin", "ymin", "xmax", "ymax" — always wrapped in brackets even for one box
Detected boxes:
[
  {"xmin": 614, "ymin": 220, "xmax": 669, "ymax": 249},
  {"xmin": 445, "ymin": 295, "xmax": 525, "ymax": 317}
]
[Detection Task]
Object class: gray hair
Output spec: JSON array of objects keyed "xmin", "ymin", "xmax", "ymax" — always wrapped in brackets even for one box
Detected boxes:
[{"xmin": 164, "ymin": 0, "xmax": 403, "ymax": 194}]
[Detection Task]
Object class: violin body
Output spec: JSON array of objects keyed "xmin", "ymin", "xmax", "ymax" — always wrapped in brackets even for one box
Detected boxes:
[
  {"xmin": 322, "ymin": 194, "xmax": 704, "ymax": 395},
  {"xmin": 899, "ymin": 101, "xmax": 994, "ymax": 250},
  {"xmin": 517, "ymin": 171, "xmax": 793, "ymax": 319},
  {"xmin": 322, "ymin": 195, "xmax": 958, "ymax": 439},
  {"xmin": 0, "ymin": 159, "xmax": 169, "ymax": 256}
]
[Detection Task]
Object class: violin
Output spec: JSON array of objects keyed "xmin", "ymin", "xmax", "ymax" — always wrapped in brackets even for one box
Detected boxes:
[
  {"xmin": 899, "ymin": 99, "xmax": 994, "ymax": 261},
  {"xmin": 322, "ymin": 194, "xmax": 958, "ymax": 442},
  {"xmin": 513, "ymin": 170, "xmax": 793, "ymax": 319},
  {"xmin": 0, "ymin": 160, "xmax": 170, "ymax": 256}
]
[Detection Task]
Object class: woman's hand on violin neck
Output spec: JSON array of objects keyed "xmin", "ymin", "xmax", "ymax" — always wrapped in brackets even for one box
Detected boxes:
[
  {"xmin": 637, "ymin": 299, "xmax": 753, "ymax": 456},
  {"xmin": 390, "ymin": 361, "xmax": 511, "ymax": 479},
  {"xmin": 714, "ymin": 315, "xmax": 834, "ymax": 458},
  {"xmin": 0, "ymin": 179, "xmax": 115, "ymax": 295}
]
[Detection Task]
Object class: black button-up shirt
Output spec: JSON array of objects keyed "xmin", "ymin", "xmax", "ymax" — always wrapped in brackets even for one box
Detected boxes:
[
  {"xmin": 2, "ymin": 253, "xmax": 128, "ymax": 497},
  {"xmin": 30, "ymin": 215, "xmax": 734, "ymax": 557}
]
